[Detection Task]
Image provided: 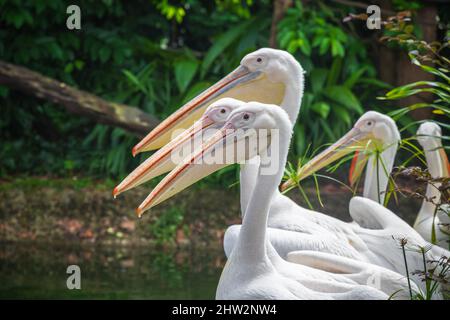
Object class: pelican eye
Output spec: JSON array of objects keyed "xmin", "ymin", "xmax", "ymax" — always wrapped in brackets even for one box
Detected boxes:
[
  {"xmin": 243, "ymin": 113, "xmax": 250, "ymax": 120},
  {"xmin": 220, "ymin": 108, "xmax": 226, "ymax": 114},
  {"xmin": 257, "ymin": 57, "xmax": 262, "ymax": 63},
  {"xmin": 367, "ymin": 121, "xmax": 373, "ymax": 126}
]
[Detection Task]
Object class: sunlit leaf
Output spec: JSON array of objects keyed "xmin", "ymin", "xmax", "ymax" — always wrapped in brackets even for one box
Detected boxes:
[
  {"xmin": 174, "ymin": 58, "xmax": 199, "ymax": 93},
  {"xmin": 324, "ymin": 85, "xmax": 363, "ymax": 113}
]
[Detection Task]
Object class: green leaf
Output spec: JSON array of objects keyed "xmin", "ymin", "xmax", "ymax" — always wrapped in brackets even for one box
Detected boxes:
[
  {"xmin": 297, "ymin": 31, "xmax": 311, "ymax": 56},
  {"xmin": 182, "ymin": 81, "xmax": 212, "ymax": 104},
  {"xmin": 310, "ymin": 68, "xmax": 328, "ymax": 94},
  {"xmin": 326, "ymin": 57, "xmax": 342, "ymax": 87},
  {"xmin": 319, "ymin": 38, "xmax": 330, "ymax": 55},
  {"xmin": 99, "ymin": 47, "xmax": 110, "ymax": 63},
  {"xmin": 324, "ymin": 85, "xmax": 363, "ymax": 113},
  {"xmin": 360, "ymin": 78, "xmax": 392, "ymax": 89},
  {"xmin": 0, "ymin": 86, "xmax": 9, "ymax": 97},
  {"xmin": 344, "ymin": 66, "xmax": 367, "ymax": 89},
  {"xmin": 311, "ymin": 102, "xmax": 330, "ymax": 118},
  {"xmin": 294, "ymin": 123, "xmax": 306, "ymax": 155},
  {"xmin": 64, "ymin": 63, "xmax": 74, "ymax": 74},
  {"xmin": 122, "ymin": 70, "xmax": 146, "ymax": 93},
  {"xmin": 333, "ymin": 105, "xmax": 352, "ymax": 126},
  {"xmin": 279, "ymin": 30, "xmax": 295, "ymax": 49},
  {"xmin": 201, "ymin": 20, "xmax": 252, "ymax": 77},
  {"xmin": 74, "ymin": 60, "xmax": 84, "ymax": 70},
  {"xmin": 174, "ymin": 58, "xmax": 199, "ymax": 93},
  {"xmin": 331, "ymin": 39, "xmax": 344, "ymax": 57}
]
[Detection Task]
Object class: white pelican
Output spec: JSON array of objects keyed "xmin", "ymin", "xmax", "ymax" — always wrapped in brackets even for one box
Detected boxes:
[
  {"xmin": 138, "ymin": 101, "xmax": 391, "ymax": 299},
  {"xmin": 129, "ymin": 49, "xmax": 295, "ymax": 156},
  {"xmin": 135, "ymin": 100, "xmax": 418, "ymax": 299},
  {"xmin": 415, "ymin": 122, "xmax": 450, "ymax": 248},
  {"xmin": 282, "ymin": 110, "xmax": 401, "ymax": 204}
]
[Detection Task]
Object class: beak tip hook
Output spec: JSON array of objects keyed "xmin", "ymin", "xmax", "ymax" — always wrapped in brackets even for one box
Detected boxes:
[
  {"xmin": 112, "ymin": 186, "xmax": 120, "ymax": 199},
  {"xmin": 135, "ymin": 207, "xmax": 143, "ymax": 218},
  {"xmin": 132, "ymin": 146, "xmax": 139, "ymax": 157}
]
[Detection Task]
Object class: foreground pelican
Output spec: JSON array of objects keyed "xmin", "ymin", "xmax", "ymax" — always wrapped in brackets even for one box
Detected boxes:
[
  {"xmin": 140, "ymin": 101, "xmax": 391, "ymax": 299},
  {"xmin": 415, "ymin": 122, "xmax": 450, "ymax": 248},
  {"xmin": 136, "ymin": 100, "xmax": 417, "ymax": 299}
]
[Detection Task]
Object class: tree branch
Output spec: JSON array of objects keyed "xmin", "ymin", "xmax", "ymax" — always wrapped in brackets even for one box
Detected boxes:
[{"xmin": 0, "ymin": 60, "xmax": 160, "ymax": 137}]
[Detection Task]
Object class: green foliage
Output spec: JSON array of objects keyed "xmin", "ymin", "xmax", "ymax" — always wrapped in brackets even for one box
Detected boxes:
[
  {"xmin": 0, "ymin": 0, "xmax": 269, "ymax": 181},
  {"xmin": 0, "ymin": 0, "xmax": 383, "ymax": 186},
  {"xmin": 277, "ymin": 1, "xmax": 387, "ymax": 156},
  {"xmin": 377, "ymin": 12, "xmax": 450, "ymax": 147},
  {"xmin": 148, "ymin": 207, "xmax": 185, "ymax": 245}
]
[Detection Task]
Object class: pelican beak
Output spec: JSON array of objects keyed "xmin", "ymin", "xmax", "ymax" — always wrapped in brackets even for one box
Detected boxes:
[
  {"xmin": 113, "ymin": 115, "xmax": 216, "ymax": 197},
  {"xmin": 348, "ymin": 150, "xmax": 370, "ymax": 187},
  {"xmin": 438, "ymin": 147, "xmax": 449, "ymax": 177},
  {"xmin": 281, "ymin": 127, "xmax": 375, "ymax": 191},
  {"xmin": 136, "ymin": 122, "xmax": 264, "ymax": 216},
  {"xmin": 132, "ymin": 66, "xmax": 263, "ymax": 155}
]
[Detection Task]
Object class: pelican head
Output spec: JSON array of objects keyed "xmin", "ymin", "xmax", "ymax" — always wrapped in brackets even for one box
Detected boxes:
[
  {"xmin": 135, "ymin": 100, "xmax": 289, "ymax": 216},
  {"xmin": 132, "ymin": 48, "xmax": 302, "ymax": 155},
  {"xmin": 417, "ymin": 122, "xmax": 449, "ymax": 178},
  {"xmin": 282, "ymin": 111, "xmax": 400, "ymax": 191}
]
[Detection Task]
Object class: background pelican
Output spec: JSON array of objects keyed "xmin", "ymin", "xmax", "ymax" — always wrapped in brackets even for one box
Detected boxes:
[
  {"xmin": 130, "ymin": 48, "xmax": 296, "ymax": 155},
  {"xmin": 415, "ymin": 122, "xmax": 450, "ymax": 248},
  {"xmin": 281, "ymin": 113, "xmax": 449, "ymax": 295},
  {"xmin": 282, "ymin": 110, "xmax": 401, "ymax": 205}
]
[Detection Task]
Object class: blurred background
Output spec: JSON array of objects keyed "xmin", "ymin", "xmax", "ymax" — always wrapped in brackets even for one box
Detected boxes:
[{"xmin": 0, "ymin": 0, "xmax": 448, "ymax": 298}]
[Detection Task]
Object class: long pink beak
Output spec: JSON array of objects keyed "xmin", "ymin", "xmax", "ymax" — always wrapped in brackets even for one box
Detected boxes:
[
  {"xmin": 136, "ymin": 124, "xmax": 237, "ymax": 216},
  {"xmin": 113, "ymin": 116, "xmax": 216, "ymax": 197}
]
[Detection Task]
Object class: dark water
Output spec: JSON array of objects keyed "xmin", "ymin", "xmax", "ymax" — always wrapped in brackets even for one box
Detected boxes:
[{"xmin": 0, "ymin": 242, "xmax": 224, "ymax": 299}]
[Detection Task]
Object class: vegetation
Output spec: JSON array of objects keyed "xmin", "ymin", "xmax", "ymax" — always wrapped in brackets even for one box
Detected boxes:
[
  {"xmin": 1, "ymin": 2, "xmax": 449, "ymax": 298},
  {"xmin": 278, "ymin": 1, "xmax": 388, "ymax": 156},
  {"xmin": 0, "ymin": 0, "xmax": 272, "ymax": 180},
  {"xmin": 3, "ymin": 0, "xmax": 440, "ymax": 183}
]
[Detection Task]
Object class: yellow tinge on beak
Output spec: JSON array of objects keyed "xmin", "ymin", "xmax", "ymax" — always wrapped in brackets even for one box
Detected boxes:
[
  {"xmin": 132, "ymin": 66, "xmax": 285, "ymax": 155},
  {"xmin": 348, "ymin": 150, "xmax": 370, "ymax": 187},
  {"xmin": 281, "ymin": 127, "xmax": 376, "ymax": 191},
  {"xmin": 439, "ymin": 147, "xmax": 450, "ymax": 178},
  {"xmin": 136, "ymin": 124, "xmax": 235, "ymax": 216}
]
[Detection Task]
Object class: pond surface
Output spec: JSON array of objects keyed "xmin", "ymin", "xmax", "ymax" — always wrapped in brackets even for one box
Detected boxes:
[{"xmin": 0, "ymin": 242, "xmax": 224, "ymax": 299}]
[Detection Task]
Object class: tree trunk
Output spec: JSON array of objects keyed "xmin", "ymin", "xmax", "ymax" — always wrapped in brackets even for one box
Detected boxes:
[
  {"xmin": 0, "ymin": 60, "xmax": 159, "ymax": 137},
  {"xmin": 269, "ymin": 0, "xmax": 293, "ymax": 48},
  {"xmin": 376, "ymin": 2, "xmax": 437, "ymax": 120}
]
